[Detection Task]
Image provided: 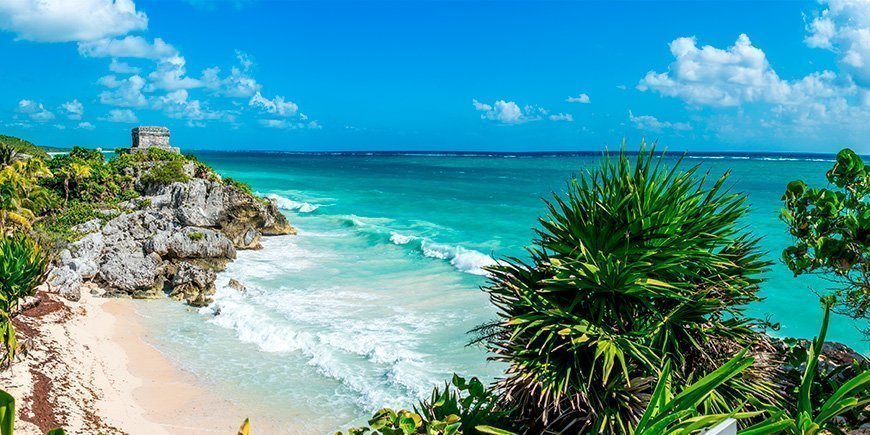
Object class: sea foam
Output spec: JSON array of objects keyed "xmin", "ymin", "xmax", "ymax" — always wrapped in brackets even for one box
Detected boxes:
[{"xmin": 266, "ymin": 193, "xmax": 321, "ymax": 213}]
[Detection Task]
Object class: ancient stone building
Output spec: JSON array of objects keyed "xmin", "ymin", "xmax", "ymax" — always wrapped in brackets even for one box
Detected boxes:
[{"xmin": 131, "ymin": 126, "xmax": 179, "ymax": 153}]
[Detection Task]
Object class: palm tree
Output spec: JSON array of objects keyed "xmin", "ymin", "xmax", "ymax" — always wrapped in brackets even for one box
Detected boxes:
[{"xmin": 59, "ymin": 162, "xmax": 92, "ymax": 203}]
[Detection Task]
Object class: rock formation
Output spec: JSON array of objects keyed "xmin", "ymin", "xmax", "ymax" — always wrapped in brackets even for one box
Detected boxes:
[{"xmin": 46, "ymin": 174, "xmax": 294, "ymax": 306}]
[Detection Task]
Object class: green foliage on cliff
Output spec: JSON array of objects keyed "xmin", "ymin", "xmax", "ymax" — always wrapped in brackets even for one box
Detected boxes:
[
  {"xmin": 139, "ymin": 160, "xmax": 189, "ymax": 186},
  {"xmin": 0, "ymin": 135, "xmax": 48, "ymax": 160},
  {"xmin": 782, "ymin": 148, "xmax": 868, "ymax": 324}
]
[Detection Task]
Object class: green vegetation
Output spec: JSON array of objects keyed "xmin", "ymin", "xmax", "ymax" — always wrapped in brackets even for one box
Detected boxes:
[
  {"xmin": 140, "ymin": 160, "xmax": 189, "ymax": 186},
  {"xmin": 223, "ymin": 177, "xmax": 254, "ymax": 195},
  {"xmin": 477, "ymin": 148, "xmax": 775, "ymax": 432},
  {"xmin": 0, "ymin": 234, "xmax": 47, "ymax": 367},
  {"xmin": 340, "ymin": 375, "xmax": 510, "ymax": 434},
  {"xmin": 782, "ymin": 148, "xmax": 868, "ymax": 330},
  {"xmin": 0, "ymin": 135, "xmax": 48, "ymax": 160},
  {"xmin": 188, "ymin": 231, "xmax": 205, "ymax": 241},
  {"xmin": 741, "ymin": 299, "xmax": 870, "ymax": 434}
]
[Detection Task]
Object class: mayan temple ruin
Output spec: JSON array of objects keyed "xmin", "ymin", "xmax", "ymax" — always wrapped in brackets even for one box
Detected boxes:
[{"xmin": 131, "ymin": 126, "xmax": 180, "ymax": 153}]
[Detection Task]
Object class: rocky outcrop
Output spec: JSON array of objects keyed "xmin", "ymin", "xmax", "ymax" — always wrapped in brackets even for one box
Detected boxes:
[
  {"xmin": 46, "ymin": 175, "xmax": 294, "ymax": 305},
  {"xmin": 169, "ymin": 262, "xmax": 216, "ymax": 306}
]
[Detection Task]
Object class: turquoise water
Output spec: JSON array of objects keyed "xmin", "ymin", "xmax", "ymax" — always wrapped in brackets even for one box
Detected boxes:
[{"xmin": 135, "ymin": 151, "xmax": 867, "ymax": 433}]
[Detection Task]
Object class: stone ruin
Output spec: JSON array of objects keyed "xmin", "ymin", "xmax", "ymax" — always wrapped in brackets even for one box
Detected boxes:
[{"xmin": 131, "ymin": 126, "xmax": 180, "ymax": 153}]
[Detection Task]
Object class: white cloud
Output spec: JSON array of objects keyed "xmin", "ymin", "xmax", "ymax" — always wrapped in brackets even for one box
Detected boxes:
[
  {"xmin": 472, "ymin": 99, "xmax": 527, "ymax": 123},
  {"xmin": 108, "ymin": 58, "xmax": 141, "ymax": 74},
  {"xmin": 548, "ymin": 113, "xmax": 574, "ymax": 122},
  {"xmin": 61, "ymin": 99, "xmax": 84, "ymax": 120},
  {"xmin": 102, "ymin": 109, "xmax": 138, "ymax": 123},
  {"xmin": 99, "ymin": 74, "xmax": 147, "ymax": 107},
  {"xmin": 805, "ymin": 0, "xmax": 870, "ymax": 87},
  {"xmin": 638, "ymin": 34, "xmax": 792, "ymax": 107},
  {"xmin": 0, "ymin": 0, "xmax": 147, "ymax": 43},
  {"xmin": 153, "ymin": 89, "xmax": 234, "ymax": 125},
  {"xmin": 78, "ymin": 36, "xmax": 178, "ymax": 60},
  {"xmin": 259, "ymin": 119, "xmax": 322, "ymax": 129},
  {"xmin": 17, "ymin": 99, "xmax": 55, "ymax": 122},
  {"xmin": 201, "ymin": 52, "xmax": 261, "ymax": 98},
  {"xmin": 77, "ymin": 121, "xmax": 96, "ymax": 130},
  {"xmin": 473, "ymin": 99, "xmax": 569, "ymax": 124},
  {"xmin": 147, "ymin": 55, "xmax": 202, "ymax": 90},
  {"xmin": 249, "ymin": 91, "xmax": 299, "ymax": 117},
  {"xmin": 628, "ymin": 110, "xmax": 692, "ymax": 132},
  {"xmin": 566, "ymin": 93, "xmax": 590, "ymax": 103}
]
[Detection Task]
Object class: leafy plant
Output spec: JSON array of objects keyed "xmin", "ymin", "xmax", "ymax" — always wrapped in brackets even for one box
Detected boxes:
[
  {"xmin": 224, "ymin": 177, "xmax": 254, "ymax": 195},
  {"xmin": 633, "ymin": 349, "xmax": 764, "ymax": 434},
  {"xmin": 478, "ymin": 146, "xmax": 778, "ymax": 433},
  {"xmin": 781, "ymin": 148, "xmax": 868, "ymax": 327},
  {"xmin": 0, "ymin": 234, "xmax": 47, "ymax": 367},
  {"xmin": 139, "ymin": 160, "xmax": 188, "ymax": 186},
  {"xmin": 740, "ymin": 299, "xmax": 870, "ymax": 435},
  {"xmin": 188, "ymin": 231, "xmax": 205, "ymax": 241},
  {"xmin": 339, "ymin": 375, "xmax": 513, "ymax": 435}
]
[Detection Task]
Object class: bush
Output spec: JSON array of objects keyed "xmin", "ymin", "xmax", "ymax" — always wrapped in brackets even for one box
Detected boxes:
[
  {"xmin": 223, "ymin": 177, "xmax": 253, "ymax": 195},
  {"xmin": 0, "ymin": 234, "xmax": 47, "ymax": 367},
  {"xmin": 340, "ymin": 375, "xmax": 511, "ymax": 435},
  {"xmin": 0, "ymin": 134, "xmax": 48, "ymax": 159},
  {"xmin": 781, "ymin": 148, "xmax": 868, "ymax": 323},
  {"xmin": 187, "ymin": 231, "xmax": 204, "ymax": 241},
  {"xmin": 140, "ymin": 160, "xmax": 189, "ymax": 186},
  {"xmin": 478, "ymin": 147, "xmax": 776, "ymax": 432}
]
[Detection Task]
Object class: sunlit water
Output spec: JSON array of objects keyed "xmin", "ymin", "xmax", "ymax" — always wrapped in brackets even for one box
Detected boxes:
[{"xmin": 133, "ymin": 151, "xmax": 867, "ymax": 433}]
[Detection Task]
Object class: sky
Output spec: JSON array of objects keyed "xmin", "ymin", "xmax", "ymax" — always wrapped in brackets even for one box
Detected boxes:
[{"xmin": 1, "ymin": 0, "xmax": 869, "ymax": 153}]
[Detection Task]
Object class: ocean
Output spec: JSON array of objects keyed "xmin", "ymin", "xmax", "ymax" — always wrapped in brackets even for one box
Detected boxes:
[{"xmin": 132, "ymin": 151, "xmax": 867, "ymax": 433}]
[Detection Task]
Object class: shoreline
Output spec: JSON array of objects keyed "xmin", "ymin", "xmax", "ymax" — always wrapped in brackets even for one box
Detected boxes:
[{"xmin": 1, "ymin": 285, "xmax": 244, "ymax": 434}]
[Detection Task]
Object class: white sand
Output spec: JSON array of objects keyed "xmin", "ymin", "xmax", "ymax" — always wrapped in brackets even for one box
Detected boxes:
[{"xmin": 0, "ymin": 285, "xmax": 246, "ymax": 434}]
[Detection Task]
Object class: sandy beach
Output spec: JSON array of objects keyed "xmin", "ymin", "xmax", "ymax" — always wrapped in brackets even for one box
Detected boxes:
[{"xmin": 0, "ymin": 285, "xmax": 243, "ymax": 434}]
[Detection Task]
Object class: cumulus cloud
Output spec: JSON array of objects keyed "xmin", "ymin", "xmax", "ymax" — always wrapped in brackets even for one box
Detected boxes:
[
  {"xmin": 102, "ymin": 109, "xmax": 138, "ymax": 123},
  {"xmin": 249, "ymin": 91, "xmax": 299, "ymax": 117},
  {"xmin": 77, "ymin": 121, "xmax": 96, "ymax": 130},
  {"xmin": 78, "ymin": 35, "xmax": 177, "ymax": 60},
  {"xmin": 98, "ymin": 74, "xmax": 148, "ymax": 107},
  {"xmin": 472, "ymin": 99, "xmax": 569, "ymax": 124},
  {"xmin": 153, "ymin": 89, "xmax": 234, "ymax": 125},
  {"xmin": 201, "ymin": 51, "xmax": 261, "ymax": 97},
  {"xmin": 61, "ymin": 99, "xmax": 84, "ymax": 120},
  {"xmin": 147, "ymin": 55, "xmax": 202, "ymax": 90},
  {"xmin": 628, "ymin": 110, "xmax": 692, "ymax": 132},
  {"xmin": 548, "ymin": 113, "xmax": 574, "ymax": 122},
  {"xmin": 638, "ymin": 34, "xmax": 793, "ymax": 107},
  {"xmin": 805, "ymin": 0, "xmax": 870, "ymax": 87},
  {"xmin": 17, "ymin": 99, "xmax": 55, "ymax": 122},
  {"xmin": 566, "ymin": 93, "xmax": 590, "ymax": 103},
  {"xmin": 108, "ymin": 58, "xmax": 140, "ymax": 74},
  {"xmin": 0, "ymin": 0, "xmax": 147, "ymax": 43}
]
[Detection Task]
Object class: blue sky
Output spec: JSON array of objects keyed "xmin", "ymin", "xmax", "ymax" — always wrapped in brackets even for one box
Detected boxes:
[{"xmin": 0, "ymin": 0, "xmax": 868, "ymax": 153}]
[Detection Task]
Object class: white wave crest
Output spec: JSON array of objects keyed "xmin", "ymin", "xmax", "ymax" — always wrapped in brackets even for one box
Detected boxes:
[
  {"xmin": 266, "ymin": 193, "xmax": 320, "ymax": 213},
  {"xmin": 389, "ymin": 232, "xmax": 415, "ymax": 245},
  {"xmin": 419, "ymin": 240, "xmax": 496, "ymax": 275}
]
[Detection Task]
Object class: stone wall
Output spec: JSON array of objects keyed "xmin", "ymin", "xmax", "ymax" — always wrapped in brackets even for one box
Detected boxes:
[{"xmin": 132, "ymin": 126, "xmax": 170, "ymax": 149}]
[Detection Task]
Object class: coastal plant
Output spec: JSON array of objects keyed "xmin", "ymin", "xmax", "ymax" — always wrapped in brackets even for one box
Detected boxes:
[
  {"xmin": 139, "ymin": 159, "xmax": 189, "ymax": 186},
  {"xmin": 740, "ymin": 299, "xmax": 870, "ymax": 434},
  {"xmin": 0, "ymin": 234, "xmax": 48, "ymax": 367},
  {"xmin": 781, "ymin": 148, "xmax": 868, "ymax": 329},
  {"xmin": 340, "ymin": 375, "xmax": 513, "ymax": 435},
  {"xmin": 632, "ymin": 349, "xmax": 765, "ymax": 434},
  {"xmin": 478, "ymin": 146, "xmax": 779, "ymax": 432},
  {"xmin": 0, "ymin": 144, "xmax": 13, "ymax": 168}
]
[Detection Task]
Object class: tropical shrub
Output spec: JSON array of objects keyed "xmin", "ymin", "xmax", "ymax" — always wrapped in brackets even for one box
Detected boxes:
[
  {"xmin": 741, "ymin": 299, "xmax": 870, "ymax": 434},
  {"xmin": 478, "ymin": 147, "xmax": 778, "ymax": 432},
  {"xmin": 0, "ymin": 134, "xmax": 48, "ymax": 160},
  {"xmin": 781, "ymin": 148, "xmax": 868, "ymax": 326},
  {"xmin": 340, "ymin": 375, "xmax": 512, "ymax": 435},
  {"xmin": 0, "ymin": 234, "xmax": 47, "ymax": 367},
  {"xmin": 139, "ymin": 160, "xmax": 188, "ymax": 186}
]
